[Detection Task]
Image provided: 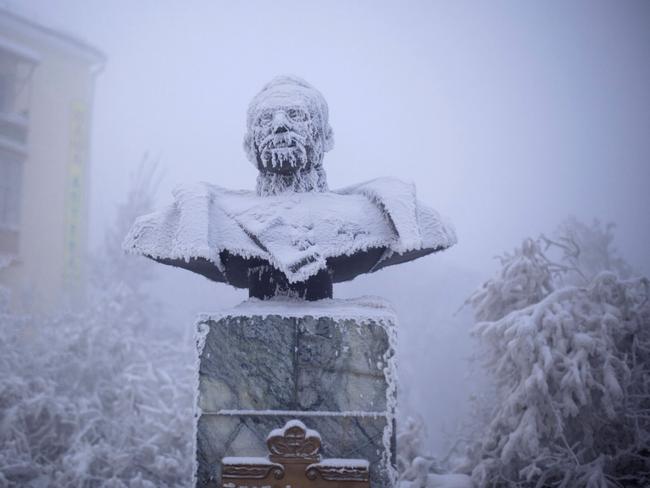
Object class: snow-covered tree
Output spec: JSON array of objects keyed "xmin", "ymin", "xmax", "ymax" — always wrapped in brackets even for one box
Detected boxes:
[
  {"xmin": 90, "ymin": 156, "xmax": 163, "ymax": 334},
  {"xmin": 542, "ymin": 217, "xmax": 633, "ymax": 285},
  {"xmin": 469, "ymin": 238, "xmax": 553, "ymax": 323},
  {"xmin": 466, "ymin": 219, "xmax": 650, "ymax": 487}
]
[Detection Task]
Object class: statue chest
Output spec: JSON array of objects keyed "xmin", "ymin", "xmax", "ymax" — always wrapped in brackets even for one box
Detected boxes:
[{"xmin": 218, "ymin": 192, "xmax": 396, "ymax": 261}]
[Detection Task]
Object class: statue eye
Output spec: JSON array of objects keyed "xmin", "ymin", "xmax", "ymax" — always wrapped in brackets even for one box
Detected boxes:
[
  {"xmin": 259, "ymin": 111, "xmax": 273, "ymax": 125},
  {"xmin": 288, "ymin": 108, "xmax": 307, "ymax": 121}
]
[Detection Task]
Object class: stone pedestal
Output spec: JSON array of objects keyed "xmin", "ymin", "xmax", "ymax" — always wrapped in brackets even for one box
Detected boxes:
[{"xmin": 194, "ymin": 297, "xmax": 397, "ymax": 488}]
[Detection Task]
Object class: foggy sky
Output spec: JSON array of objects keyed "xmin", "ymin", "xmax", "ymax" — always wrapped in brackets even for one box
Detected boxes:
[
  {"xmin": 13, "ymin": 0, "xmax": 650, "ymax": 278},
  {"xmin": 9, "ymin": 0, "xmax": 650, "ymax": 456}
]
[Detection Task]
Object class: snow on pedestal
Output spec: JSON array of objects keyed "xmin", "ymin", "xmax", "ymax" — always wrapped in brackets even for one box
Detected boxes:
[{"xmin": 194, "ymin": 297, "xmax": 397, "ymax": 488}]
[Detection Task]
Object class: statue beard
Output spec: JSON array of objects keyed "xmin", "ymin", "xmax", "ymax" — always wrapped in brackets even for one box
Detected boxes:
[
  {"xmin": 257, "ymin": 131, "xmax": 309, "ymax": 172},
  {"xmin": 254, "ymin": 130, "xmax": 328, "ymax": 196}
]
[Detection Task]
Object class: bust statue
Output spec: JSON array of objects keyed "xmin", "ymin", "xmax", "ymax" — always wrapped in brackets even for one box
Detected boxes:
[
  {"xmin": 244, "ymin": 76, "xmax": 332, "ymax": 196},
  {"xmin": 124, "ymin": 76, "xmax": 456, "ymax": 300}
]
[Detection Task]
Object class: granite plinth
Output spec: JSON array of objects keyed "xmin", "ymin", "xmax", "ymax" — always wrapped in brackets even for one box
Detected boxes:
[{"xmin": 195, "ymin": 297, "xmax": 397, "ymax": 488}]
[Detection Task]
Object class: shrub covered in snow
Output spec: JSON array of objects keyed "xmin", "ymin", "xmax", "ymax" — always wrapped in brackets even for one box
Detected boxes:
[
  {"xmin": 466, "ymin": 220, "xmax": 650, "ymax": 487},
  {"xmin": 0, "ymin": 300, "xmax": 194, "ymax": 488},
  {"xmin": 397, "ymin": 416, "xmax": 474, "ymax": 488},
  {"xmin": 397, "ymin": 416, "xmax": 433, "ymax": 476}
]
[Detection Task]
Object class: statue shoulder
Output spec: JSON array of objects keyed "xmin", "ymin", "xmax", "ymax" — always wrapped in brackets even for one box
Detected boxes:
[
  {"xmin": 335, "ymin": 177, "xmax": 420, "ymax": 252},
  {"xmin": 335, "ymin": 177, "xmax": 457, "ymax": 253},
  {"xmin": 123, "ymin": 181, "xmax": 261, "ymax": 266}
]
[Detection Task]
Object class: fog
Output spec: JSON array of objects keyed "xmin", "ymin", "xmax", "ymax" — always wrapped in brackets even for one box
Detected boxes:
[{"xmin": 9, "ymin": 0, "xmax": 650, "ymax": 461}]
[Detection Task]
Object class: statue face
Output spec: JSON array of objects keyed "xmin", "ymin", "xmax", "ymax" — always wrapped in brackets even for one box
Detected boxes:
[
  {"xmin": 245, "ymin": 76, "xmax": 334, "ymax": 194},
  {"xmin": 251, "ymin": 98, "xmax": 320, "ymax": 175}
]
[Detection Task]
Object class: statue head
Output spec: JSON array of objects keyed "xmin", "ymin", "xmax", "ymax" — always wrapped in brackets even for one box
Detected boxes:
[{"xmin": 244, "ymin": 76, "xmax": 334, "ymax": 195}]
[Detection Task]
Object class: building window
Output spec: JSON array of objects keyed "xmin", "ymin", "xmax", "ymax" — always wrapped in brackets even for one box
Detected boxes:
[
  {"xmin": 0, "ymin": 73, "xmax": 8, "ymax": 112},
  {"xmin": 0, "ymin": 53, "xmax": 17, "ymax": 114},
  {"xmin": 0, "ymin": 48, "xmax": 35, "ymax": 118},
  {"xmin": 0, "ymin": 151, "xmax": 22, "ymax": 230}
]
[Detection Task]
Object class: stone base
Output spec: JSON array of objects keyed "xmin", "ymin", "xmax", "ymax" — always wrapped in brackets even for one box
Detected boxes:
[{"xmin": 194, "ymin": 297, "xmax": 397, "ymax": 488}]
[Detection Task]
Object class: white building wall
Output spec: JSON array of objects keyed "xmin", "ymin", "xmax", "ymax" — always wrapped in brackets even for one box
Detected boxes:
[{"xmin": 0, "ymin": 9, "xmax": 104, "ymax": 311}]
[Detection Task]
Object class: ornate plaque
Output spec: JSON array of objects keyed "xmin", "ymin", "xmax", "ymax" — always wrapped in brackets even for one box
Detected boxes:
[{"xmin": 221, "ymin": 420, "xmax": 370, "ymax": 488}]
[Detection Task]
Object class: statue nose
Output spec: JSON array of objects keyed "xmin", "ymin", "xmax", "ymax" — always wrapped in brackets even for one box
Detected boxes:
[{"xmin": 272, "ymin": 112, "xmax": 290, "ymax": 133}]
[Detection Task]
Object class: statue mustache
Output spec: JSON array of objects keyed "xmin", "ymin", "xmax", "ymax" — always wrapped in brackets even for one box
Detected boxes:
[{"xmin": 259, "ymin": 130, "xmax": 307, "ymax": 150}]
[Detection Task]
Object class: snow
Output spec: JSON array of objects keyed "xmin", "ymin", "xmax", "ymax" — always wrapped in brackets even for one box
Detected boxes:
[
  {"xmin": 221, "ymin": 457, "xmax": 370, "ymax": 471},
  {"xmin": 399, "ymin": 457, "xmax": 473, "ymax": 488},
  {"xmin": 192, "ymin": 321, "xmax": 210, "ymax": 488},
  {"xmin": 267, "ymin": 419, "xmax": 321, "ymax": 442},
  {"xmin": 222, "ymin": 457, "xmax": 275, "ymax": 466},
  {"xmin": 211, "ymin": 409, "xmax": 388, "ymax": 418},
  {"xmin": 383, "ymin": 311, "xmax": 398, "ymax": 487},
  {"xmin": 311, "ymin": 458, "xmax": 369, "ymax": 469},
  {"xmin": 201, "ymin": 295, "xmax": 397, "ymax": 322},
  {"xmin": 123, "ymin": 178, "xmax": 456, "ymax": 284},
  {"xmin": 399, "ymin": 473, "xmax": 473, "ymax": 488},
  {"xmin": 0, "ymin": 281, "xmax": 195, "ymax": 487},
  {"xmin": 338, "ymin": 178, "xmax": 421, "ymax": 254}
]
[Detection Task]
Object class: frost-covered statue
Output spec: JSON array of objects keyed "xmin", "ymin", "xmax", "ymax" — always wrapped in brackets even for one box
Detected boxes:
[
  {"xmin": 244, "ymin": 76, "xmax": 332, "ymax": 196},
  {"xmin": 124, "ymin": 76, "xmax": 456, "ymax": 300}
]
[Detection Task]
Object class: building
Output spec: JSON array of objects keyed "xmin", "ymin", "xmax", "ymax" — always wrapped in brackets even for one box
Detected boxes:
[{"xmin": 0, "ymin": 8, "xmax": 105, "ymax": 311}]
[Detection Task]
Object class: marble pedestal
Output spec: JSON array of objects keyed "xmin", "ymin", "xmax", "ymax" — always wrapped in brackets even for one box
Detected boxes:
[{"xmin": 194, "ymin": 297, "xmax": 397, "ymax": 488}]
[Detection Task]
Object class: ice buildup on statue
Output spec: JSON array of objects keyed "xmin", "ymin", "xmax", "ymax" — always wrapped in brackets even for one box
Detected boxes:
[
  {"xmin": 124, "ymin": 75, "xmax": 456, "ymax": 299},
  {"xmin": 124, "ymin": 76, "xmax": 457, "ymax": 488}
]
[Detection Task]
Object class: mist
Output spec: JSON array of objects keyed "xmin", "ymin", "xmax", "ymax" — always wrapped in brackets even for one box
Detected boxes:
[
  {"xmin": 8, "ymin": 0, "xmax": 646, "ymax": 270},
  {"xmin": 2, "ymin": 0, "xmax": 649, "ymax": 485}
]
